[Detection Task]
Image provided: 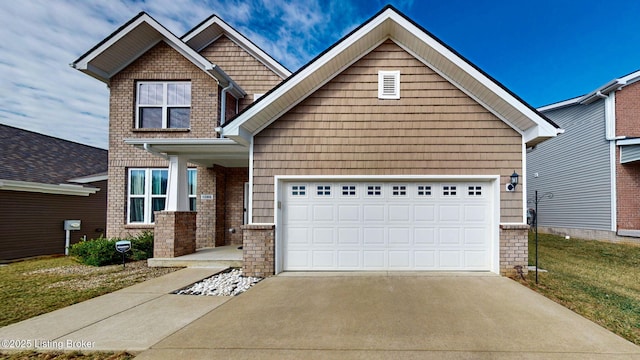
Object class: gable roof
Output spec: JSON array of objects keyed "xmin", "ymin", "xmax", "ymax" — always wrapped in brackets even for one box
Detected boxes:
[
  {"xmin": 182, "ymin": 14, "xmax": 290, "ymax": 79},
  {"xmin": 71, "ymin": 12, "xmax": 245, "ymax": 98},
  {"xmin": 222, "ymin": 5, "xmax": 560, "ymax": 147},
  {"xmin": 0, "ymin": 124, "xmax": 107, "ymax": 186},
  {"xmin": 539, "ymin": 68, "xmax": 640, "ymax": 112}
]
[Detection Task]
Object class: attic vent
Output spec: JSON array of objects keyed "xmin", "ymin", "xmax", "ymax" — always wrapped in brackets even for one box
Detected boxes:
[{"xmin": 378, "ymin": 70, "xmax": 400, "ymax": 99}]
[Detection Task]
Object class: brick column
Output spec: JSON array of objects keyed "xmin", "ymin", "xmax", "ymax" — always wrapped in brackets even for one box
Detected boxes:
[
  {"xmin": 242, "ymin": 224, "xmax": 275, "ymax": 277},
  {"xmin": 499, "ymin": 224, "xmax": 529, "ymax": 277},
  {"xmin": 154, "ymin": 211, "xmax": 196, "ymax": 258}
]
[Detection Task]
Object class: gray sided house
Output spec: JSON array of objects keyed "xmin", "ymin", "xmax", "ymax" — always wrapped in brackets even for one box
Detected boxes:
[
  {"xmin": 72, "ymin": 6, "xmax": 560, "ymax": 277},
  {"xmin": 0, "ymin": 124, "xmax": 108, "ymax": 261},
  {"xmin": 527, "ymin": 70, "xmax": 640, "ymax": 243}
]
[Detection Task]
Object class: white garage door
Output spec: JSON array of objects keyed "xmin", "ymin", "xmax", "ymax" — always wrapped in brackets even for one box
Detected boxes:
[{"xmin": 282, "ymin": 181, "xmax": 494, "ymax": 271}]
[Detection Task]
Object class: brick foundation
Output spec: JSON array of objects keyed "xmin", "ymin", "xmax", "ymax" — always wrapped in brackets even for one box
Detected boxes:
[
  {"xmin": 242, "ymin": 224, "xmax": 275, "ymax": 277},
  {"xmin": 153, "ymin": 211, "xmax": 196, "ymax": 258},
  {"xmin": 500, "ymin": 224, "xmax": 529, "ymax": 277}
]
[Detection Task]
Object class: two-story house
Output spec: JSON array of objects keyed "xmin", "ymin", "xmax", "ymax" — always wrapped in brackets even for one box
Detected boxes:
[
  {"xmin": 528, "ymin": 70, "xmax": 640, "ymax": 243},
  {"xmin": 73, "ymin": 6, "xmax": 560, "ymax": 277}
]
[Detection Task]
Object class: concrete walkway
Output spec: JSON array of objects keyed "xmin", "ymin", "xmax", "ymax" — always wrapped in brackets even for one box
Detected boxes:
[
  {"xmin": 1, "ymin": 271, "xmax": 639, "ymax": 358},
  {"xmin": 0, "ymin": 267, "xmax": 231, "ymax": 352}
]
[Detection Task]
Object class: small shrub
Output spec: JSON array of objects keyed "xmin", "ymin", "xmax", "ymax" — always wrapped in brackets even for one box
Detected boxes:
[
  {"xmin": 131, "ymin": 231, "xmax": 154, "ymax": 260},
  {"xmin": 69, "ymin": 236, "xmax": 121, "ymax": 266},
  {"xmin": 70, "ymin": 232, "xmax": 155, "ymax": 266}
]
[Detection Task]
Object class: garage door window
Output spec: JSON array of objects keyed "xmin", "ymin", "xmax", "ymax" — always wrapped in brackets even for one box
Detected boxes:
[
  {"xmin": 341, "ymin": 185, "xmax": 357, "ymax": 196},
  {"xmin": 366, "ymin": 185, "xmax": 382, "ymax": 196},
  {"xmin": 468, "ymin": 186, "xmax": 482, "ymax": 196},
  {"xmin": 291, "ymin": 185, "xmax": 306, "ymax": 196},
  {"xmin": 392, "ymin": 185, "xmax": 407, "ymax": 196},
  {"xmin": 443, "ymin": 185, "xmax": 457, "ymax": 196},
  {"xmin": 417, "ymin": 185, "xmax": 432, "ymax": 196},
  {"xmin": 316, "ymin": 185, "xmax": 331, "ymax": 196}
]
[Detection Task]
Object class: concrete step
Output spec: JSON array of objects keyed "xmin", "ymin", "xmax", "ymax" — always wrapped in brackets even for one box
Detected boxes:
[{"xmin": 148, "ymin": 258, "xmax": 242, "ymax": 268}]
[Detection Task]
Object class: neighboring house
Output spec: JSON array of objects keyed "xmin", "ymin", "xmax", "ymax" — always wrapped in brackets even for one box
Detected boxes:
[
  {"xmin": 0, "ymin": 124, "xmax": 108, "ymax": 261},
  {"xmin": 527, "ymin": 70, "xmax": 640, "ymax": 243},
  {"xmin": 72, "ymin": 6, "xmax": 560, "ymax": 277}
]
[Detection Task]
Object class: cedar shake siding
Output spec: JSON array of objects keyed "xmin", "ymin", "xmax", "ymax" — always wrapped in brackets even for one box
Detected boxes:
[
  {"xmin": 252, "ymin": 40, "xmax": 523, "ymax": 223},
  {"xmin": 200, "ymin": 35, "xmax": 284, "ymax": 110},
  {"xmin": 107, "ymin": 41, "xmax": 219, "ymax": 238},
  {"xmin": 0, "ymin": 180, "xmax": 107, "ymax": 261}
]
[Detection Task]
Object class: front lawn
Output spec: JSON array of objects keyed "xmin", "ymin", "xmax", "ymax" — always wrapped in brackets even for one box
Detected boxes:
[
  {"xmin": 519, "ymin": 233, "xmax": 640, "ymax": 345},
  {"xmin": 0, "ymin": 256, "xmax": 179, "ymax": 327}
]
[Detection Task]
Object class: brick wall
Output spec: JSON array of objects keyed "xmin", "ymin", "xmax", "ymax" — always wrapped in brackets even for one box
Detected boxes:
[
  {"xmin": 107, "ymin": 41, "xmax": 219, "ymax": 239},
  {"xmin": 615, "ymin": 82, "xmax": 640, "ymax": 232},
  {"xmin": 153, "ymin": 211, "xmax": 196, "ymax": 257},
  {"xmin": 242, "ymin": 224, "xmax": 275, "ymax": 277},
  {"xmin": 499, "ymin": 224, "xmax": 529, "ymax": 277},
  {"xmin": 616, "ymin": 147, "xmax": 640, "ymax": 231},
  {"xmin": 225, "ymin": 167, "xmax": 248, "ymax": 245},
  {"xmin": 616, "ymin": 81, "xmax": 640, "ymax": 137}
]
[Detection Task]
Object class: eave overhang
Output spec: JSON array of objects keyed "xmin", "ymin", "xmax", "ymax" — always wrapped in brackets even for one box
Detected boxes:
[
  {"xmin": 222, "ymin": 6, "xmax": 559, "ymax": 148},
  {"xmin": 71, "ymin": 12, "xmax": 245, "ymax": 98},
  {"xmin": 0, "ymin": 179, "xmax": 100, "ymax": 196},
  {"xmin": 124, "ymin": 138, "xmax": 249, "ymax": 168},
  {"xmin": 182, "ymin": 15, "xmax": 290, "ymax": 79}
]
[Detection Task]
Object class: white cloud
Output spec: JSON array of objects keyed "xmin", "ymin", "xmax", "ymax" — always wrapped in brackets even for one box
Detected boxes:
[{"xmin": 0, "ymin": 0, "xmax": 367, "ymax": 149}]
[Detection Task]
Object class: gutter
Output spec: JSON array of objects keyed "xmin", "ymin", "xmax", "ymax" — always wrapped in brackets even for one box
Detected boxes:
[
  {"xmin": 220, "ymin": 83, "xmax": 234, "ymax": 126},
  {"xmin": 143, "ymin": 143, "xmax": 169, "ymax": 159}
]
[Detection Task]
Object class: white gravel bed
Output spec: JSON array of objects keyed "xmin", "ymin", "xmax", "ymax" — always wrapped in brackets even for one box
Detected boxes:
[{"xmin": 176, "ymin": 269, "xmax": 262, "ymax": 296}]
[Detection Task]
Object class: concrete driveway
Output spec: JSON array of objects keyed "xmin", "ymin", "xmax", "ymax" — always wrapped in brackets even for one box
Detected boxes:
[{"xmin": 137, "ymin": 273, "xmax": 640, "ymax": 359}]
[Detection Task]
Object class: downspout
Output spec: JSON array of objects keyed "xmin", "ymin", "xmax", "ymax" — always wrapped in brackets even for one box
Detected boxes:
[{"xmin": 220, "ymin": 83, "xmax": 234, "ymax": 126}]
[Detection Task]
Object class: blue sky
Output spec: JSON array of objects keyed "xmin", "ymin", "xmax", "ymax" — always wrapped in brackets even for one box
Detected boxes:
[{"xmin": 1, "ymin": 0, "xmax": 639, "ymax": 149}]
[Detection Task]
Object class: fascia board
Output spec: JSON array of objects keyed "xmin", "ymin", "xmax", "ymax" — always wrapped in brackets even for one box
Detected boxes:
[
  {"xmin": 0, "ymin": 179, "xmax": 100, "ymax": 196},
  {"xmin": 617, "ymin": 138, "xmax": 640, "ymax": 146},
  {"xmin": 537, "ymin": 96, "xmax": 583, "ymax": 112}
]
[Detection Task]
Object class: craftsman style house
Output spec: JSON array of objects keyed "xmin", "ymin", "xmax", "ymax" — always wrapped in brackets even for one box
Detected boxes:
[
  {"xmin": 528, "ymin": 70, "xmax": 640, "ymax": 243},
  {"xmin": 72, "ymin": 6, "xmax": 560, "ymax": 277}
]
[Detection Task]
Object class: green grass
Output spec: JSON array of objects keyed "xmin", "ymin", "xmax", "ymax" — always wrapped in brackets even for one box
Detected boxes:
[
  {"xmin": 0, "ymin": 256, "xmax": 179, "ymax": 327},
  {"xmin": 520, "ymin": 232, "xmax": 640, "ymax": 345}
]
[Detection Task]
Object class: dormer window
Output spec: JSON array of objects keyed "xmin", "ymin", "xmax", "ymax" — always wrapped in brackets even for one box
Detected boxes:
[
  {"xmin": 378, "ymin": 71, "xmax": 400, "ymax": 99},
  {"xmin": 136, "ymin": 81, "xmax": 191, "ymax": 129}
]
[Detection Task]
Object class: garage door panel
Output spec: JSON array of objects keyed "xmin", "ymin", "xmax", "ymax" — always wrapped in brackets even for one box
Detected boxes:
[
  {"xmin": 414, "ymin": 228, "xmax": 436, "ymax": 244},
  {"xmin": 286, "ymin": 227, "xmax": 310, "ymax": 244},
  {"xmin": 439, "ymin": 228, "xmax": 461, "ymax": 245},
  {"xmin": 364, "ymin": 228, "xmax": 385, "ymax": 244},
  {"xmin": 312, "ymin": 205, "xmax": 334, "ymax": 221},
  {"xmin": 337, "ymin": 228, "xmax": 360, "ymax": 245},
  {"xmin": 439, "ymin": 205, "xmax": 462, "ymax": 221},
  {"xmin": 464, "ymin": 205, "xmax": 488, "ymax": 222},
  {"xmin": 312, "ymin": 228, "xmax": 335, "ymax": 245},
  {"xmin": 338, "ymin": 205, "xmax": 360, "ymax": 221},
  {"xmin": 414, "ymin": 251, "xmax": 436, "ymax": 268},
  {"xmin": 312, "ymin": 251, "xmax": 335, "ymax": 267},
  {"xmin": 283, "ymin": 181, "xmax": 493, "ymax": 271},
  {"xmin": 363, "ymin": 205, "xmax": 385, "ymax": 222},
  {"xmin": 363, "ymin": 251, "xmax": 385, "ymax": 268},
  {"xmin": 389, "ymin": 251, "xmax": 411, "ymax": 268},
  {"xmin": 389, "ymin": 205, "xmax": 410, "ymax": 222},
  {"xmin": 389, "ymin": 227, "xmax": 411, "ymax": 244},
  {"xmin": 414, "ymin": 205, "xmax": 436, "ymax": 221},
  {"xmin": 285, "ymin": 204, "xmax": 309, "ymax": 223},
  {"xmin": 338, "ymin": 251, "xmax": 360, "ymax": 268}
]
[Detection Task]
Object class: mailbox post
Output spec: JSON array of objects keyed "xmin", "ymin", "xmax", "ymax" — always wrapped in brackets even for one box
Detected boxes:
[
  {"xmin": 63, "ymin": 220, "xmax": 81, "ymax": 256},
  {"xmin": 115, "ymin": 240, "xmax": 132, "ymax": 268}
]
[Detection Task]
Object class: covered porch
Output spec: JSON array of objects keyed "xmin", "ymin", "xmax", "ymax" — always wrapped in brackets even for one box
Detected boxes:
[{"xmin": 125, "ymin": 138, "xmax": 249, "ymax": 259}]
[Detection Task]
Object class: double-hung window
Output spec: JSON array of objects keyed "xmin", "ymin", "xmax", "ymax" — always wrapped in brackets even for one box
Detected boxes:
[
  {"xmin": 128, "ymin": 168, "xmax": 197, "ymax": 224},
  {"xmin": 136, "ymin": 81, "xmax": 191, "ymax": 129}
]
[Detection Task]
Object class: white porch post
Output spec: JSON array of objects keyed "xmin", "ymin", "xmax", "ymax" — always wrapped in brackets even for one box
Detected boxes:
[{"xmin": 165, "ymin": 155, "xmax": 189, "ymax": 211}]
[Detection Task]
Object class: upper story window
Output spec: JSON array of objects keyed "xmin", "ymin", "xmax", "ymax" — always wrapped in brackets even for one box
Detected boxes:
[{"xmin": 136, "ymin": 81, "xmax": 191, "ymax": 129}]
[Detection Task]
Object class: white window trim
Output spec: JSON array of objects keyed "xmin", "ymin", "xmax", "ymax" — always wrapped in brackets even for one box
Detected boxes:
[
  {"xmin": 135, "ymin": 81, "xmax": 191, "ymax": 129},
  {"xmin": 378, "ymin": 70, "xmax": 400, "ymax": 99},
  {"xmin": 127, "ymin": 168, "xmax": 197, "ymax": 224}
]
